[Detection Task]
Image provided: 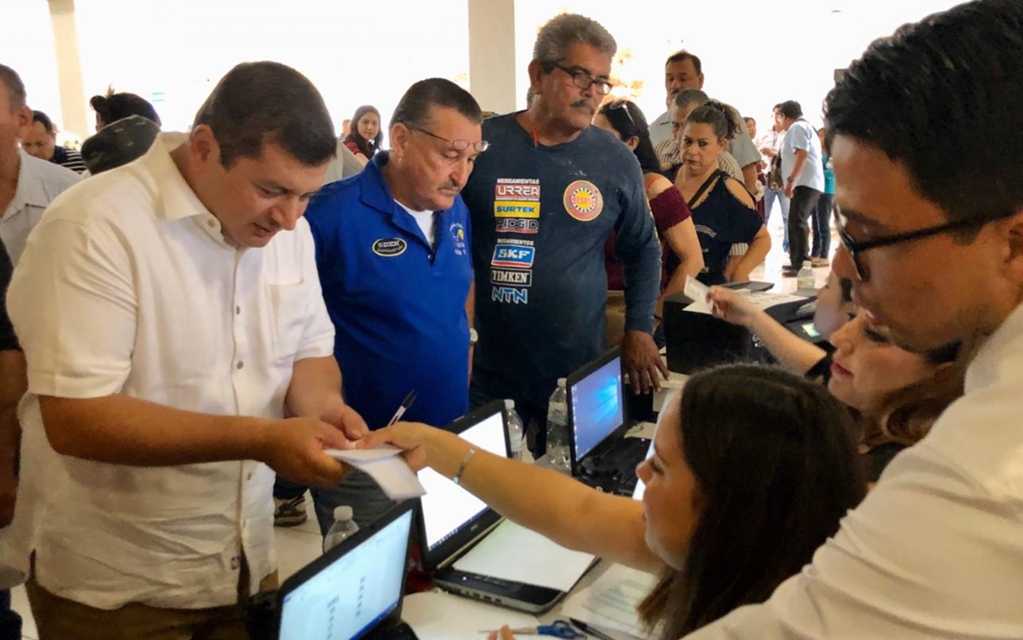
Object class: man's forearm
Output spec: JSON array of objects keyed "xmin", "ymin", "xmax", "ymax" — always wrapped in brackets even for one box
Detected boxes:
[
  {"xmin": 621, "ymin": 237, "xmax": 662, "ymax": 334},
  {"xmin": 741, "ymin": 163, "xmax": 759, "ymax": 194},
  {"xmin": 39, "ymin": 394, "xmax": 273, "ymax": 466},
  {"xmin": 286, "ymin": 355, "xmax": 345, "ymax": 418}
]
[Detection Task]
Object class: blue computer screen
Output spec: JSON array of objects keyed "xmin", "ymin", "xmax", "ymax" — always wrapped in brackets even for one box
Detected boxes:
[{"xmin": 570, "ymin": 356, "xmax": 625, "ymax": 461}]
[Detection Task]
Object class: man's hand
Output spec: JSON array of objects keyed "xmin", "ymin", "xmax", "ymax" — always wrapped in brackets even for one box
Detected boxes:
[
  {"xmin": 0, "ymin": 466, "xmax": 16, "ymax": 528},
  {"xmin": 784, "ymin": 181, "xmax": 794, "ymax": 198},
  {"xmin": 622, "ymin": 330, "xmax": 669, "ymax": 394},
  {"xmin": 256, "ymin": 417, "xmax": 356, "ymax": 487},
  {"xmin": 318, "ymin": 403, "xmax": 368, "ymax": 442}
]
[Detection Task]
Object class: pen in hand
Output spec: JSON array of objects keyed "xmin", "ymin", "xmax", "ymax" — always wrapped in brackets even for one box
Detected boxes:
[{"xmin": 386, "ymin": 390, "xmax": 418, "ymax": 427}]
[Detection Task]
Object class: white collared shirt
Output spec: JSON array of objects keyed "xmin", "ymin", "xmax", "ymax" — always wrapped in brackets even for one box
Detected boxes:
[
  {"xmin": 685, "ymin": 303, "xmax": 1023, "ymax": 639},
  {"xmin": 4, "ymin": 133, "xmax": 334, "ymax": 610},
  {"xmin": 1, "ymin": 149, "xmax": 80, "ymax": 264}
]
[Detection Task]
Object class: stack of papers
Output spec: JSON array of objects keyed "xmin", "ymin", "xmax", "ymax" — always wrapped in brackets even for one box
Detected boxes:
[
  {"xmin": 324, "ymin": 446, "xmax": 425, "ymax": 500},
  {"xmin": 559, "ymin": 564, "xmax": 660, "ymax": 639},
  {"xmin": 403, "ymin": 591, "xmax": 539, "ymax": 640},
  {"xmin": 454, "ymin": 520, "xmax": 596, "ymax": 592}
]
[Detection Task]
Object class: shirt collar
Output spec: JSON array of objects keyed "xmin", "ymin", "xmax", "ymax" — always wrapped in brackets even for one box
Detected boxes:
[
  {"xmin": 141, "ymin": 133, "xmax": 217, "ymax": 223},
  {"xmin": 965, "ymin": 302, "xmax": 1023, "ymax": 394},
  {"xmin": 10, "ymin": 150, "xmax": 53, "ymax": 213}
]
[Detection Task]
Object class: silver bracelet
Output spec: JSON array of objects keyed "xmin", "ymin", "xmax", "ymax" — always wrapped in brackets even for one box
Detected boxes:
[{"xmin": 453, "ymin": 447, "xmax": 477, "ymax": 486}]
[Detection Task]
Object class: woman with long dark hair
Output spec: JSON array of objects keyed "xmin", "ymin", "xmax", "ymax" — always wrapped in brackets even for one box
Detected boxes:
[
  {"xmin": 594, "ymin": 99, "xmax": 704, "ymax": 341},
  {"xmin": 343, "ymin": 105, "xmax": 383, "ymax": 166},
  {"xmin": 362, "ymin": 364, "xmax": 866, "ymax": 639}
]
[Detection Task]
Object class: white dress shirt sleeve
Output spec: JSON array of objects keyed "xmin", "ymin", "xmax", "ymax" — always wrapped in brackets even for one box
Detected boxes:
[{"xmin": 9, "ymin": 215, "xmax": 136, "ymax": 398}]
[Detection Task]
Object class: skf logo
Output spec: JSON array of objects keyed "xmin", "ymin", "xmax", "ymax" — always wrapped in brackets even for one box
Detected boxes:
[
  {"xmin": 494, "ymin": 201, "xmax": 540, "ymax": 218},
  {"xmin": 491, "ymin": 245, "xmax": 535, "ymax": 269},
  {"xmin": 496, "ymin": 218, "xmax": 539, "ymax": 234},
  {"xmin": 492, "ymin": 287, "xmax": 528, "ymax": 304}
]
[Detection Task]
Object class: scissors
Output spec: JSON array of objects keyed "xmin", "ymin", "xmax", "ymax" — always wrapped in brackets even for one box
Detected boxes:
[{"xmin": 481, "ymin": 619, "xmax": 586, "ymax": 638}]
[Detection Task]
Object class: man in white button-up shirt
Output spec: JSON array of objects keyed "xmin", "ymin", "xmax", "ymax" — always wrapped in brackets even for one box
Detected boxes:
[
  {"xmin": 679, "ymin": 1, "xmax": 1023, "ymax": 638},
  {"xmin": 6, "ymin": 61, "xmax": 368, "ymax": 639}
]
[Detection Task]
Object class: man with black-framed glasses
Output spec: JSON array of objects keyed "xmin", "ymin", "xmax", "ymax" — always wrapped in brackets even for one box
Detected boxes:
[
  {"xmin": 682, "ymin": 1, "xmax": 1023, "ymax": 638},
  {"xmin": 461, "ymin": 13, "xmax": 665, "ymax": 457}
]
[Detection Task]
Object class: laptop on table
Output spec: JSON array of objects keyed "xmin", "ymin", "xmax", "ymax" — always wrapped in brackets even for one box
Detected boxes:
[
  {"xmin": 566, "ymin": 347, "xmax": 654, "ymax": 496},
  {"xmin": 418, "ymin": 401, "xmax": 582, "ymax": 614},
  {"xmin": 275, "ymin": 502, "xmax": 419, "ymax": 640}
]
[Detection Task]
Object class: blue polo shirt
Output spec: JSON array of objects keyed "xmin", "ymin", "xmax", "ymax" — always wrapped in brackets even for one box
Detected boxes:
[{"xmin": 305, "ymin": 153, "xmax": 473, "ymax": 430}]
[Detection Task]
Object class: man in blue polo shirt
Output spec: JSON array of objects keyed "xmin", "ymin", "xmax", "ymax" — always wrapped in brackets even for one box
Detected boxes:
[{"xmin": 289, "ymin": 79, "xmax": 485, "ymax": 533}]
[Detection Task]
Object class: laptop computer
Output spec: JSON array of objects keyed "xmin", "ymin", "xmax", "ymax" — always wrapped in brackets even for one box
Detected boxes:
[
  {"xmin": 276, "ymin": 502, "xmax": 419, "ymax": 640},
  {"xmin": 566, "ymin": 347, "xmax": 653, "ymax": 495},
  {"xmin": 417, "ymin": 401, "xmax": 570, "ymax": 614}
]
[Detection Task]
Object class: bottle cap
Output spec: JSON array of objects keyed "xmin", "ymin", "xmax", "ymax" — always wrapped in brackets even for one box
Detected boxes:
[
  {"xmin": 802, "ymin": 260, "xmax": 813, "ymax": 268},
  {"xmin": 333, "ymin": 506, "xmax": 354, "ymax": 521},
  {"xmin": 504, "ymin": 399, "xmax": 515, "ymax": 410},
  {"xmin": 557, "ymin": 378, "xmax": 567, "ymax": 387}
]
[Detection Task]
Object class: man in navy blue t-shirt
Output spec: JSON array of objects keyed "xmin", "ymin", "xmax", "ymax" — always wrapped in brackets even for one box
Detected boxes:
[
  {"xmin": 461, "ymin": 14, "xmax": 666, "ymax": 453},
  {"xmin": 279, "ymin": 79, "xmax": 486, "ymax": 533}
]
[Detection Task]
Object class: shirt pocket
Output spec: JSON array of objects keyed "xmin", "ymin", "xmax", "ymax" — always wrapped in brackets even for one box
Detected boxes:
[{"xmin": 268, "ymin": 282, "xmax": 309, "ymax": 363}]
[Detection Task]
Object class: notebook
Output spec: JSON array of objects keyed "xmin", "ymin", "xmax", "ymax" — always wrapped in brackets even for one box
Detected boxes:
[{"xmin": 277, "ymin": 502, "xmax": 418, "ymax": 640}]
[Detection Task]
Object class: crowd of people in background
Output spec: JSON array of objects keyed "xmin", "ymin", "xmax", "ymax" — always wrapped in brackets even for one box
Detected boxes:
[{"xmin": 2, "ymin": 1, "xmax": 1023, "ymax": 639}]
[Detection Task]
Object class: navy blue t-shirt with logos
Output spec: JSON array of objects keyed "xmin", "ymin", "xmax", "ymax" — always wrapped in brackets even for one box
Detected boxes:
[{"xmin": 462, "ymin": 113, "xmax": 661, "ymax": 417}]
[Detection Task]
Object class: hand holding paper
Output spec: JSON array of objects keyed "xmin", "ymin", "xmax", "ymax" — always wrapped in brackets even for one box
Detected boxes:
[{"xmin": 325, "ymin": 445, "xmax": 426, "ymax": 500}]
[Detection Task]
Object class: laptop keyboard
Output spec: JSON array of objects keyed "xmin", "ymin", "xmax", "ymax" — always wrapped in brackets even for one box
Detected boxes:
[{"xmin": 578, "ymin": 437, "xmax": 650, "ymax": 495}]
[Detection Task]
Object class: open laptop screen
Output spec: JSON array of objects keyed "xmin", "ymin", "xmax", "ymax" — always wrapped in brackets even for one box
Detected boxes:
[
  {"xmin": 569, "ymin": 352, "xmax": 625, "ymax": 463},
  {"xmin": 279, "ymin": 508, "xmax": 413, "ymax": 640},
  {"xmin": 419, "ymin": 406, "xmax": 508, "ymax": 552}
]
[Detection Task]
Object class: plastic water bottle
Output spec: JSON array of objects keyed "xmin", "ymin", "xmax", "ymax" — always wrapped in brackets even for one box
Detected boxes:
[
  {"xmin": 322, "ymin": 506, "xmax": 359, "ymax": 553},
  {"xmin": 546, "ymin": 379, "xmax": 571, "ymax": 474},
  {"xmin": 505, "ymin": 399, "xmax": 525, "ymax": 461},
  {"xmin": 796, "ymin": 260, "xmax": 816, "ymax": 293}
]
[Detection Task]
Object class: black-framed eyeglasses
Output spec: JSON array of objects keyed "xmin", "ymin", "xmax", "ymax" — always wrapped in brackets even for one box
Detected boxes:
[
  {"xmin": 550, "ymin": 62, "xmax": 613, "ymax": 96},
  {"xmin": 836, "ymin": 208, "xmax": 1010, "ymax": 282},
  {"xmin": 406, "ymin": 124, "xmax": 490, "ymax": 154}
]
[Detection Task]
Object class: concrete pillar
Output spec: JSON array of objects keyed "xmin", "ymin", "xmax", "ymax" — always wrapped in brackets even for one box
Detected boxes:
[
  {"xmin": 47, "ymin": 0, "xmax": 89, "ymax": 137},
  {"xmin": 467, "ymin": 0, "xmax": 518, "ymax": 114}
]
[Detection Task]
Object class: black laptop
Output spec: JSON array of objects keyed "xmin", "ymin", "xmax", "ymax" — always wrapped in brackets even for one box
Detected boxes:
[
  {"xmin": 566, "ymin": 347, "xmax": 652, "ymax": 496},
  {"xmin": 276, "ymin": 502, "xmax": 418, "ymax": 640},
  {"xmin": 417, "ymin": 401, "xmax": 570, "ymax": 614}
]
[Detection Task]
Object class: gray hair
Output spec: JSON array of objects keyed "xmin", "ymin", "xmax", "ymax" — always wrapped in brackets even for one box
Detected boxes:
[
  {"xmin": 0, "ymin": 64, "xmax": 26, "ymax": 112},
  {"xmin": 673, "ymin": 89, "xmax": 709, "ymax": 110},
  {"xmin": 533, "ymin": 14, "xmax": 616, "ymax": 65}
]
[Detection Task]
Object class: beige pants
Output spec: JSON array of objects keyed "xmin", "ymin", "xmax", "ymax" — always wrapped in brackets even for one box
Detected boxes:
[{"xmin": 26, "ymin": 555, "xmax": 278, "ymax": 640}]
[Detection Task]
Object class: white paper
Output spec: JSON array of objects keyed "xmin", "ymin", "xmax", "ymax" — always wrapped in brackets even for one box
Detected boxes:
[
  {"xmin": 688, "ymin": 289, "xmax": 807, "ymax": 316},
  {"xmin": 325, "ymin": 447, "xmax": 426, "ymax": 500},
  {"xmin": 683, "ymin": 276, "xmax": 712, "ymax": 314},
  {"xmin": 453, "ymin": 520, "xmax": 596, "ymax": 592},
  {"xmin": 402, "ymin": 591, "xmax": 539, "ymax": 640},
  {"xmin": 559, "ymin": 564, "xmax": 659, "ymax": 639}
]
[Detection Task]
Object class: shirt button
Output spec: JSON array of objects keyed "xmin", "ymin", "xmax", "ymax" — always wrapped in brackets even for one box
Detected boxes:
[
  {"xmin": 207, "ymin": 219, "xmax": 216, "ymax": 228},
  {"xmin": 236, "ymin": 361, "xmax": 244, "ymax": 370},
  {"xmin": 246, "ymin": 471, "xmax": 253, "ymax": 481},
  {"xmin": 235, "ymin": 306, "xmax": 241, "ymax": 315},
  {"xmin": 230, "ymin": 556, "xmax": 240, "ymax": 570}
]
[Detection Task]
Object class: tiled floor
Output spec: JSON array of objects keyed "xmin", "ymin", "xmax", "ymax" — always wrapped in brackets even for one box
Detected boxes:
[{"xmin": 8, "ymin": 222, "xmax": 835, "ymax": 639}]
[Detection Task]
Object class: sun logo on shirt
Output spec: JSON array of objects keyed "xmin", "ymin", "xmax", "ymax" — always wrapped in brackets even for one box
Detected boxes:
[{"xmin": 563, "ymin": 180, "xmax": 603, "ymax": 222}]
